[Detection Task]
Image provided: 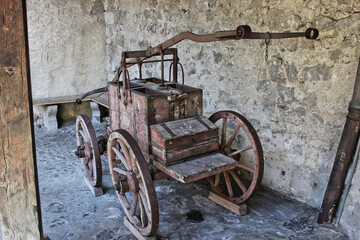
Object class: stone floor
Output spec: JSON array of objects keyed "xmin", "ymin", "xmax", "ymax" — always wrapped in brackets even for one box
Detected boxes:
[{"xmin": 33, "ymin": 122, "xmax": 348, "ymax": 240}]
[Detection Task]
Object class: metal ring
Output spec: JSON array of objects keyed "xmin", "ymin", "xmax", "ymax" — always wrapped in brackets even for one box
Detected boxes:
[
  {"xmin": 305, "ymin": 28, "xmax": 319, "ymax": 39},
  {"xmin": 265, "ymin": 32, "xmax": 271, "ymax": 44},
  {"xmin": 235, "ymin": 25, "xmax": 252, "ymax": 39}
]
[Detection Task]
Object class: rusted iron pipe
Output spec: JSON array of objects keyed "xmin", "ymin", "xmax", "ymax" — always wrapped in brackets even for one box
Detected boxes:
[
  {"xmin": 335, "ymin": 132, "xmax": 360, "ymax": 226},
  {"xmin": 318, "ymin": 56, "xmax": 360, "ymax": 224}
]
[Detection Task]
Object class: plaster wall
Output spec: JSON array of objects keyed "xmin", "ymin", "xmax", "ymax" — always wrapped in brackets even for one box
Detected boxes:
[
  {"xmin": 27, "ymin": 0, "xmax": 106, "ymax": 126},
  {"xmin": 26, "ymin": 0, "xmax": 360, "ymax": 239}
]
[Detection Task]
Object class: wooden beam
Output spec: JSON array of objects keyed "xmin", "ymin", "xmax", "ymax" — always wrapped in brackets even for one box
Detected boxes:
[
  {"xmin": 0, "ymin": 0, "xmax": 43, "ymax": 239},
  {"xmin": 208, "ymin": 192, "xmax": 248, "ymax": 216}
]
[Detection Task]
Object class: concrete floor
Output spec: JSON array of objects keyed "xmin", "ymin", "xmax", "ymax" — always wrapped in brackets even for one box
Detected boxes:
[{"xmin": 33, "ymin": 122, "xmax": 348, "ymax": 240}]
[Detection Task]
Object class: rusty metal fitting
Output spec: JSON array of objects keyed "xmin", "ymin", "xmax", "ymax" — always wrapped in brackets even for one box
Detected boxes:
[
  {"xmin": 84, "ymin": 142, "xmax": 93, "ymax": 160},
  {"xmin": 75, "ymin": 145, "xmax": 85, "ymax": 158},
  {"xmin": 146, "ymin": 46, "xmax": 154, "ymax": 56},
  {"xmin": 97, "ymin": 136, "xmax": 107, "ymax": 155},
  {"xmin": 347, "ymin": 106, "xmax": 360, "ymax": 121},
  {"xmin": 115, "ymin": 174, "xmax": 127, "ymax": 194},
  {"xmin": 236, "ymin": 25, "xmax": 252, "ymax": 39},
  {"xmin": 305, "ymin": 28, "xmax": 319, "ymax": 39}
]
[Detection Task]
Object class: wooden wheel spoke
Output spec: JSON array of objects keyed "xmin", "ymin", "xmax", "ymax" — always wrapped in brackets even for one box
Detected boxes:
[
  {"xmin": 79, "ymin": 129, "xmax": 88, "ymax": 141},
  {"xmin": 113, "ymin": 167, "xmax": 127, "ymax": 175},
  {"xmin": 208, "ymin": 111, "xmax": 264, "ymax": 204},
  {"xmin": 133, "ymin": 159, "xmax": 140, "ymax": 175},
  {"xmin": 139, "ymin": 188, "xmax": 152, "ymax": 216},
  {"xmin": 112, "ymin": 147, "xmax": 130, "ymax": 170},
  {"xmin": 119, "ymin": 140, "xmax": 132, "ymax": 169},
  {"xmin": 221, "ymin": 117, "xmax": 227, "ymax": 148},
  {"xmin": 76, "ymin": 115, "xmax": 102, "ymax": 187},
  {"xmin": 80, "ymin": 121, "xmax": 90, "ymax": 139},
  {"xmin": 223, "ymin": 171, "xmax": 233, "ymax": 198},
  {"xmin": 228, "ymin": 145, "xmax": 252, "ymax": 157},
  {"xmin": 139, "ymin": 194, "xmax": 146, "ymax": 227},
  {"xmin": 131, "ymin": 193, "xmax": 139, "ymax": 216},
  {"xmin": 226, "ymin": 123, "xmax": 241, "ymax": 149},
  {"xmin": 108, "ymin": 130, "xmax": 158, "ymax": 236},
  {"xmin": 237, "ymin": 163, "xmax": 255, "ymax": 173},
  {"xmin": 229, "ymin": 169, "xmax": 247, "ymax": 193}
]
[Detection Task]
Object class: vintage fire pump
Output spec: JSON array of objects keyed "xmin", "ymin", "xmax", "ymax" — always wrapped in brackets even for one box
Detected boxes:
[{"xmin": 75, "ymin": 25, "xmax": 318, "ymax": 239}]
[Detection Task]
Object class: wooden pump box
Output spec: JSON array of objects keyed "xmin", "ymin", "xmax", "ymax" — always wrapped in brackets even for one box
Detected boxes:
[
  {"xmin": 108, "ymin": 78, "xmax": 203, "ymax": 158},
  {"xmin": 150, "ymin": 116, "xmax": 219, "ymax": 166}
]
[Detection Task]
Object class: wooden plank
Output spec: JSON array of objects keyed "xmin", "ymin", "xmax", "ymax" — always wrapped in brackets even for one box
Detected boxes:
[
  {"xmin": 33, "ymin": 94, "xmax": 85, "ymax": 105},
  {"xmin": 150, "ymin": 116, "xmax": 217, "ymax": 141},
  {"xmin": 153, "ymin": 153, "xmax": 238, "ymax": 183},
  {"xmin": 150, "ymin": 116, "xmax": 219, "ymax": 165},
  {"xmin": 84, "ymin": 177, "xmax": 104, "ymax": 197},
  {"xmin": 90, "ymin": 92, "xmax": 109, "ymax": 108},
  {"xmin": 209, "ymin": 192, "xmax": 248, "ymax": 216},
  {"xmin": 123, "ymin": 217, "xmax": 156, "ymax": 240},
  {"xmin": 0, "ymin": 0, "xmax": 43, "ymax": 239},
  {"xmin": 152, "ymin": 140, "xmax": 219, "ymax": 165}
]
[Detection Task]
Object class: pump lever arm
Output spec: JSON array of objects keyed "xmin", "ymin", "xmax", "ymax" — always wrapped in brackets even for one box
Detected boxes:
[{"xmin": 146, "ymin": 25, "xmax": 318, "ymax": 56}]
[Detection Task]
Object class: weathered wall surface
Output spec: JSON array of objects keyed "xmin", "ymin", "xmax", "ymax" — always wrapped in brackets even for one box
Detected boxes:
[
  {"xmin": 27, "ymin": 0, "xmax": 106, "ymax": 126},
  {"xmin": 27, "ymin": 0, "xmax": 106, "ymax": 98},
  {"xmin": 103, "ymin": 0, "xmax": 360, "ymax": 238}
]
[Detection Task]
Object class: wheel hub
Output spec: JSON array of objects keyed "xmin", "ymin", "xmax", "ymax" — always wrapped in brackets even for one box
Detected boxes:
[
  {"xmin": 115, "ymin": 171, "xmax": 139, "ymax": 194},
  {"xmin": 126, "ymin": 171, "xmax": 139, "ymax": 193},
  {"xmin": 84, "ymin": 142, "xmax": 93, "ymax": 159},
  {"xmin": 75, "ymin": 145, "xmax": 85, "ymax": 158}
]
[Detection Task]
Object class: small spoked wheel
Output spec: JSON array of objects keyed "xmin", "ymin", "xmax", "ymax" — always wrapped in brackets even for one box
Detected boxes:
[
  {"xmin": 107, "ymin": 129, "xmax": 159, "ymax": 237},
  {"xmin": 207, "ymin": 111, "xmax": 264, "ymax": 204},
  {"xmin": 75, "ymin": 115, "xmax": 102, "ymax": 187}
]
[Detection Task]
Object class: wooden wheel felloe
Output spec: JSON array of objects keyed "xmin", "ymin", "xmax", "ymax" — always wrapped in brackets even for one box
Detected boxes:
[
  {"xmin": 75, "ymin": 115, "xmax": 102, "ymax": 187},
  {"xmin": 207, "ymin": 110, "xmax": 264, "ymax": 204},
  {"xmin": 107, "ymin": 129, "xmax": 159, "ymax": 237}
]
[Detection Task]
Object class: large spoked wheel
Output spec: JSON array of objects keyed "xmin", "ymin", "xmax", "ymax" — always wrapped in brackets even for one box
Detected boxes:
[
  {"xmin": 76, "ymin": 115, "xmax": 102, "ymax": 187},
  {"xmin": 107, "ymin": 129, "xmax": 159, "ymax": 237},
  {"xmin": 207, "ymin": 111, "xmax": 264, "ymax": 204}
]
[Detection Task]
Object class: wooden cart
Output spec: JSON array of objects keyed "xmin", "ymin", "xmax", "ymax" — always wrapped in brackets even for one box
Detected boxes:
[{"xmin": 75, "ymin": 25, "xmax": 318, "ymax": 239}]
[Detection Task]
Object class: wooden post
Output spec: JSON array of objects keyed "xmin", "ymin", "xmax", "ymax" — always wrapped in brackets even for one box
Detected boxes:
[{"xmin": 0, "ymin": 0, "xmax": 43, "ymax": 239}]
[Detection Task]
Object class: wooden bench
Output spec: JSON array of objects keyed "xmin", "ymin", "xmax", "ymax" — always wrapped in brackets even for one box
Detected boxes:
[{"xmin": 33, "ymin": 93, "xmax": 109, "ymax": 131}]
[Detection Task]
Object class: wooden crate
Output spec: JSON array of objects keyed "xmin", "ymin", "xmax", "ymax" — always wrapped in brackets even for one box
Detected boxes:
[
  {"xmin": 150, "ymin": 116, "xmax": 219, "ymax": 166},
  {"xmin": 108, "ymin": 79, "xmax": 203, "ymax": 158}
]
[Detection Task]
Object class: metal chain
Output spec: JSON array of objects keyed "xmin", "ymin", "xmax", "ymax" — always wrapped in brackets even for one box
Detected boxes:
[{"xmin": 264, "ymin": 32, "xmax": 271, "ymax": 61}]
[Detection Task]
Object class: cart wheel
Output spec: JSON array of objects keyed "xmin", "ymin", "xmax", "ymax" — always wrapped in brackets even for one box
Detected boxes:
[
  {"xmin": 107, "ymin": 129, "xmax": 159, "ymax": 237},
  {"xmin": 76, "ymin": 115, "xmax": 102, "ymax": 187},
  {"xmin": 207, "ymin": 111, "xmax": 264, "ymax": 204}
]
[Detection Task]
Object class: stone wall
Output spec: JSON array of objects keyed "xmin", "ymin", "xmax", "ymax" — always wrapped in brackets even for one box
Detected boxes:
[
  {"xmin": 27, "ymin": 0, "xmax": 360, "ymax": 239},
  {"xmin": 103, "ymin": 0, "xmax": 360, "ymax": 238}
]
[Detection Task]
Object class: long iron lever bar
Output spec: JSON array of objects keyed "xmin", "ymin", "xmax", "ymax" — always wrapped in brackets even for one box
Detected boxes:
[
  {"xmin": 146, "ymin": 25, "xmax": 318, "ymax": 57},
  {"xmin": 114, "ymin": 25, "xmax": 318, "ymax": 82}
]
